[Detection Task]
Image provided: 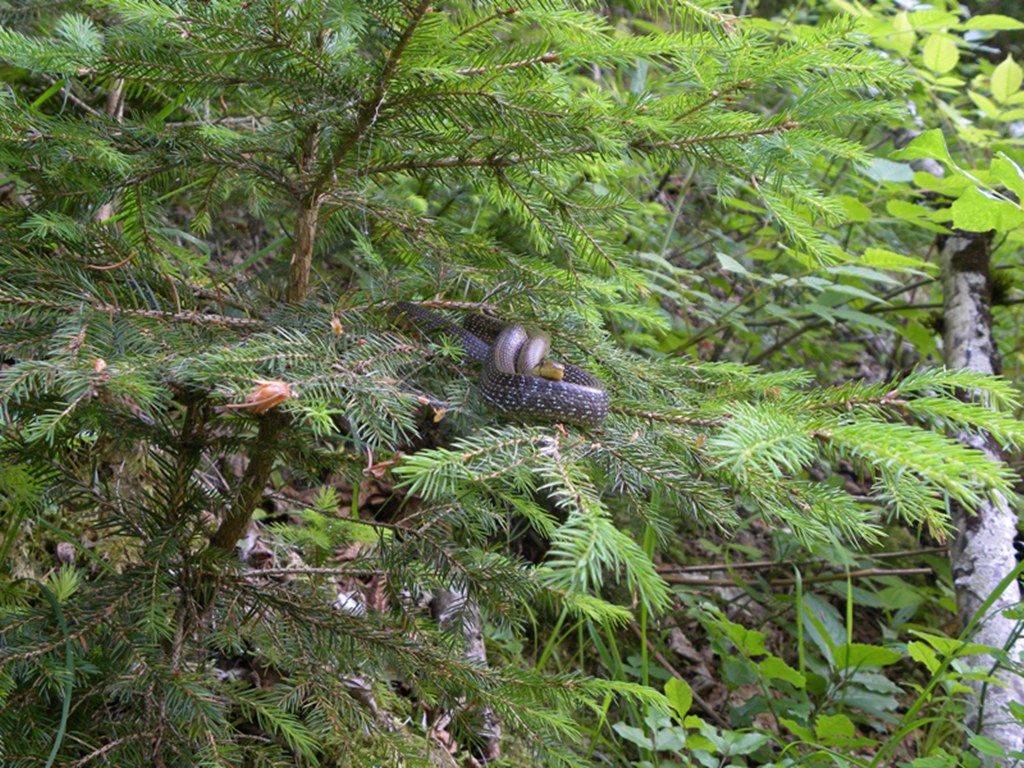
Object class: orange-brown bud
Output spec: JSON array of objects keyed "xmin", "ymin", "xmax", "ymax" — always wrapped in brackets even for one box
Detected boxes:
[{"xmin": 225, "ymin": 379, "xmax": 292, "ymax": 414}]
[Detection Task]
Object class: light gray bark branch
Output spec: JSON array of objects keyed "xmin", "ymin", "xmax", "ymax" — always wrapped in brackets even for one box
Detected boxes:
[{"xmin": 941, "ymin": 231, "xmax": 1024, "ymax": 761}]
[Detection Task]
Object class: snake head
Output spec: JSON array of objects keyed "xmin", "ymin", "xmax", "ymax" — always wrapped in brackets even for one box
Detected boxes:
[{"xmin": 533, "ymin": 359, "xmax": 566, "ymax": 381}]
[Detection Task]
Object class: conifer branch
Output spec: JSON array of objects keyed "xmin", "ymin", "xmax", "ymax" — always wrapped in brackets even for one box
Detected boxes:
[
  {"xmin": 676, "ymin": 0, "xmax": 740, "ymax": 26},
  {"xmin": 316, "ymin": 0, "xmax": 433, "ymax": 189},
  {"xmin": 0, "ymin": 294, "xmax": 264, "ymax": 328},
  {"xmin": 455, "ymin": 7, "xmax": 520, "ymax": 37},
  {"xmin": 644, "ymin": 121, "xmax": 799, "ymax": 150},
  {"xmin": 356, "ymin": 154, "xmax": 524, "ymax": 176},
  {"xmin": 355, "ymin": 117, "xmax": 800, "ymax": 179},
  {"xmin": 456, "ymin": 52, "xmax": 559, "ymax": 76},
  {"xmin": 69, "ymin": 736, "xmax": 147, "ymax": 768},
  {"xmin": 673, "ymin": 80, "xmax": 752, "ymax": 122},
  {"xmin": 610, "ymin": 405, "xmax": 725, "ymax": 426},
  {"xmin": 288, "ymin": 0, "xmax": 432, "ymax": 301}
]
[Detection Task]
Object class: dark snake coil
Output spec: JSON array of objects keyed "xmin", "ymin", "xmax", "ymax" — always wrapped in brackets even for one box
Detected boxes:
[{"xmin": 395, "ymin": 302, "xmax": 609, "ymax": 427}]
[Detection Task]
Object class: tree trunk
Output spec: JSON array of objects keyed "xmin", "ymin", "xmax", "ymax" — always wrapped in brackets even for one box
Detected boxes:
[{"xmin": 941, "ymin": 231, "xmax": 1024, "ymax": 760}]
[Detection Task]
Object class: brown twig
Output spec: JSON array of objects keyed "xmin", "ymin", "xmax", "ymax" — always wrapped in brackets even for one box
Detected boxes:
[
  {"xmin": 656, "ymin": 546, "xmax": 948, "ymax": 573},
  {"xmin": 0, "ymin": 294, "xmax": 264, "ymax": 329},
  {"xmin": 456, "ymin": 52, "xmax": 559, "ymax": 76},
  {"xmin": 629, "ymin": 623, "xmax": 731, "ymax": 729},
  {"xmin": 610, "ymin": 405, "xmax": 725, "ymax": 427},
  {"xmin": 663, "ymin": 566, "xmax": 935, "ymax": 588},
  {"xmin": 645, "ymin": 121, "xmax": 799, "ymax": 151},
  {"xmin": 210, "ymin": 411, "xmax": 287, "ymax": 552}
]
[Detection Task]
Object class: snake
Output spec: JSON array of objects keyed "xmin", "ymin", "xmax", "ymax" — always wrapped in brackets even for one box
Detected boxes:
[{"xmin": 394, "ymin": 302, "xmax": 609, "ymax": 427}]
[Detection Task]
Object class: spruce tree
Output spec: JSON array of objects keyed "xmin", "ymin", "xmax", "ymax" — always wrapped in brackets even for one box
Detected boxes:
[{"xmin": 0, "ymin": 1, "xmax": 1021, "ymax": 765}]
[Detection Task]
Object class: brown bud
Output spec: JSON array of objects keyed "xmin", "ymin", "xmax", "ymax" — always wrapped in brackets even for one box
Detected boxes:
[
  {"xmin": 92, "ymin": 358, "xmax": 107, "ymax": 373},
  {"xmin": 224, "ymin": 379, "xmax": 292, "ymax": 414}
]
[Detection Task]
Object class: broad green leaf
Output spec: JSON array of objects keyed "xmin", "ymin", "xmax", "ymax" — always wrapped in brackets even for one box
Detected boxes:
[
  {"xmin": 829, "ymin": 0, "xmax": 869, "ymax": 18},
  {"xmin": 832, "ymin": 307, "xmax": 896, "ymax": 332},
  {"xmin": 950, "ymin": 187, "xmax": 1024, "ymax": 232},
  {"xmin": 826, "ymin": 264, "xmax": 902, "ymax": 285},
  {"xmin": 759, "ymin": 655, "xmax": 806, "ymax": 687},
  {"xmin": 963, "ymin": 15, "xmax": 1024, "ymax": 31},
  {"xmin": 890, "ymin": 129, "xmax": 952, "ymax": 165},
  {"xmin": 991, "ymin": 155, "xmax": 1024, "ymax": 202},
  {"xmin": 611, "ymin": 722, "xmax": 654, "ymax": 749},
  {"xmin": 861, "ymin": 247, "xmax": 938, "ymax": 274},
  {"xmin": 909, "ymin": 756, "xmax": 959, "ymax": 767},
  {"xmin": 835, "ymin": 642, "xmax": 903, "ymax": 669},
  {"xmin": 805, "ymin": 303, "xmax": 838, "ymax": 324},
  {"xmin": 815, "ymin": 713, "xmax": 855, "ymax": 740},
  {"xmin": 838, "ymin": 194, "xmax": 872, "ymax": 223},
  {"xmin": 909, "ymin": 641, "xmax": 940, "ymax": 673},
  {"xmin": 884, "ymin": 201, "xmax": 937, "ymax": 222},
  {"xmin": 921, "ymin": 35, "xmax": 959, "ymax": 75},
  {"xmin": 724, "ymin": 732, "xmax": 771, "ymax": 755},
  {"xmin": 733, "ymin": 624, "xmax": 767, "ymax": 656},
  {"xmin": 686, "ymin": 733, "xmax": 716, "ymax": 751},
  {"xmin": 822, "ymin": 284, "xmax": 888, "ymax": 304},
  {"xmin": 650, "ymin": 720, "xmax": 685, "ymax": 751},
  {"xmin": 907, "ymin": 10, "xmax": 958, "ymax": 31},
  {"xmin": 866, "ymin": 157, "xmax": 914, "ymax": 183},
  {"xmin": 992, "ymin": 55, "xmax": 1023, "ymax": 103},
  {"xmin": 968, "ymin": 90, "xmax": 1001, "ymax": 119},
  {"xmin": 890, "ymin": 12, "xmax": 915, "ymax": 57},
  {"xmin": 901, "ymin": 320, "xmax": 938, "ymax": 355},
  {"xmin": 717, "ymin": 253, "xmax": 750, "ymax": 275},
  {"xmin": 968, "ymin": 734, "xmax": 1007, "ymax": 758},
  {"xmin": 908, "ymin": 630, "xmax": 1000, "ymax": 658},
  {"xmin": 914, "ymin": 171, "xmax": 970, "ymax": 196},
  {"xmin": 781, "ymin": 717, "xmax": 814, "ymax": 742},
  {"xmin": 874, "ymin": 12, "xmax": 915, "ymax": 57},
  {"xmin": 665, "ymin": 678, "xmax": 693, "ymax": 720}
]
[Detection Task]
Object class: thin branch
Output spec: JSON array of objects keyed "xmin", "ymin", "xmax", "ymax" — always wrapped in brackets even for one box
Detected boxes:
[
  {"xmin": 673, "ymin": 80, "xmax": 752, "ymax": 123},
  {"xmin": 0, "ymin": 294, "xmax": 264, "ymax": 329},
  {"xmin": 663, "ymin": 567, "xmax": 935, "ymax": 587},
  {"xmin": 629, "ymin": 623, "xmax": 731, "ymax": 729},
  {"xmin": 455, "ymin": 6, "xmax": 520, "ymax": 37},
  {"xmin": 210, "ymin": 410, "xmax": 288, "ymax": 552},
  {"xmin": 355, "ymin": 153, "xmax": 524, "ymax": 177},
  {"xmin": 610, "ymin": 405, "xmax": 725, "ymax": 427},
  {"xmin": 643, "ymin": 121, "xmax": 799, "ymax": 151},
  {"xmin": 456, "ymin": 52, "xmax": 559, "ymax": 76},
  {"xmin": 316, "ymin": 0, "xmax": 433, "ymax": 188},
  {"xmin": 657, "ymin": 546, "xmax": 948, "ymax": 573}
]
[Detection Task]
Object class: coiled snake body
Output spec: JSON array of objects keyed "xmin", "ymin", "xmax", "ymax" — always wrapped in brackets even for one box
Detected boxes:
[{"xmin": 395, "ymin": 302, "xmax": 609, "ymax": 427}]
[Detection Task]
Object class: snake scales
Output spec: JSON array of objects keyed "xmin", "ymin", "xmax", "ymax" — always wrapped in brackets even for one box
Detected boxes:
[{"xmin": 395, "ymin": 302, "xmax": 609, "ymax": 427}]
